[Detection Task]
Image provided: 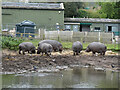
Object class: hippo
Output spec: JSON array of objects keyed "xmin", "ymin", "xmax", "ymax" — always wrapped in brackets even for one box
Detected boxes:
[
  {"xmin": 72, "ymin": 41, "xmax": 83, "ymax": 55},
  {"xmin": 19, "ymin": 42, "xmax": 36, "ymax": 55},
  {"xmin": 37, "ymin": 43, "xmax": 53, "ymax": 56},
  {"xmin": 38, "ymin": 40, "xmax": 63, "ymax": 53},
  {"xmin": 85, "ymin": 42, "xmax": 107, "ymax": 55}
]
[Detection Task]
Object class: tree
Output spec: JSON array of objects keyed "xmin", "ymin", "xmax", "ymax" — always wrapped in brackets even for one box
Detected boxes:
[
  {"xmin": 64, "ymin": 2, "xmax": 84, "ymax": 18},
  {"xmin": 113, "ymin": 1, "xmax": 120, "ymax": 19},
  {"xmin": 98, "ymin": 2, "xmax": 120, "ymax": 19}
]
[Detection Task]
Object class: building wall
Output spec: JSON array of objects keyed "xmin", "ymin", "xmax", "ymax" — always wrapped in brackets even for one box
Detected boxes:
[
  {"xmin": 105, "ymin": 24, "xmax": 119, "ymax": 32},
  {"xmin": 0, "ymin": 3, "xmax": 1, "ymax": 31},
  {"xmin": 90, "ymin": 23, "xmax": 105, "ymax": 32},
  {"xmin": 64, "ymin": 24, "xmax": 80, "ymax": 31},
  {"xmin": 119, "ymin": 24, "xmax": 120, "ymax": 37},
  {"xmin": 2, "ymin": 9, "xmax": 64, "ymax": 30}
]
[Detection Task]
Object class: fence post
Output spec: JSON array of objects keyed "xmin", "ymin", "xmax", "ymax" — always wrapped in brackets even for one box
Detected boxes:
[
  {"xmin": 112, "ymin": 32, "xmax": 114, "ymax": 44},
  {"xmin": 58, "ymin": 30, "xmax": 60, "ymax": 41},
  {"xmin": 99, "ymin": 32, "xmax": 100, "ymax": 42},
  {"xmin": 71, "ymin": 31, "xmax": 73, "ymax": 42},
  {"xmin": 38, "ymin": 28, "xmax": 40, "ymax": 38}
]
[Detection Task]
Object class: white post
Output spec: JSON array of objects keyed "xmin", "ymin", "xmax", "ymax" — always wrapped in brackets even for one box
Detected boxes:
[
  {"xmin": 38, "ymin": 28, "xmax": 40, "ymax": 38},
  {"xmin": 99, "ymin": 32, "xmax": 100, "ymax": 42},
  {"xmin": 58, "ymin": 30, "xmax": 60, "ymax": 41},
  {"xmin": 112, "ymin": 32, "xmax": 114, "ymax": 44},
  {"xmin": 71, "ymin": 31, "xmax": 73, "ymax": 42}
]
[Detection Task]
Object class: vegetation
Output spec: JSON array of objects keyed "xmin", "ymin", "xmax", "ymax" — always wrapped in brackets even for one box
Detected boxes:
[
  {"xmin": 77, "ymin": 9, "xmax": 101, "ymax": 18},
  {"xmin": 1, "ymin": 36, "xmax": 119, "ymax": 51},
  {"xmin": 98, "ymin": 2, "xmax": 120, "ymax": 19},
  {"xmin": 1, "ymin": 36, "xmax": 23, "ymax": 50},
  {"xmin": 64, "ymin": 2, "xmax": 84, "ymax": 18},
  {"xmin": 64, "ymin": 2, "xmax": 120, "ymax": 19}
]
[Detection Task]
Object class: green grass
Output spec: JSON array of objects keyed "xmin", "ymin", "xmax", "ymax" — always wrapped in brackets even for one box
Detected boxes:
[{"xmin": 23, "ymin": 39, "xmax": 120, "ymax": 51}]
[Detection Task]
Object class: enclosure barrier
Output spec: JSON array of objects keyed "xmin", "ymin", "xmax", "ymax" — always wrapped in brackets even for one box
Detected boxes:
[{"xmin": 13, "ymin": 29, "xmax": 117, "ymax": 44}]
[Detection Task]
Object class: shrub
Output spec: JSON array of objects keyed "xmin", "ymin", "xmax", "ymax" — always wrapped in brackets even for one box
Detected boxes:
[{"xmin": 1, "ymin": 36, "xmax": 23, "ymax": 50}]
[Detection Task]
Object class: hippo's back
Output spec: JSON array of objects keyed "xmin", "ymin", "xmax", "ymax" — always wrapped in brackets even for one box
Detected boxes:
[
  {"xmin": 19, "ymin": 42, "xmax": 35, "ymax": 50},
  {"xmin": 39, "ymin": 40, "xmax": 61, "ymax": 46},
  {"xmin": 72, "ymin": 41, "xmax": 83, "ymax": 52},
  {"xmin": 88, "ymin": 42, "xmax": 106, "ymax": 52},
  {"xmin": 38, "ymin": 40, "xmax": 62, "ymax": 50}
]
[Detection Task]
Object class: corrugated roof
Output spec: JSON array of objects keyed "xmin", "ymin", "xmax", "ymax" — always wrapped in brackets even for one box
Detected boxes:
[
  {"xmin": 64, "ymin": 18, "xmax": 120, "ymax": 23},
  {"xmin": 2, "ymin": 2, "xmax": 64, "ymax": 10}
]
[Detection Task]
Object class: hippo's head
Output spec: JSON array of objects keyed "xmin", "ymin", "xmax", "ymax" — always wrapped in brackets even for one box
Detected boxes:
[
  {"xmin": 85, "ymin": 47, "xmax": 91, "ymax": 52},
  {"xmin": 59, "ymin": 46, "xmax": 63, "ymax": 53},
  {"xmin": 31, "ymin": 49, "xmax": 36, "ymax": 54}
]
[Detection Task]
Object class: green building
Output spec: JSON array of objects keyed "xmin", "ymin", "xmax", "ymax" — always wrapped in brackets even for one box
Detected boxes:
[
  {"xmin": 64, "ymin": 18, "xmax": 120, "ymax": 36},
  {"xmin": 2, "ymin": 2, "xmax": 64, "ymax": 31}
]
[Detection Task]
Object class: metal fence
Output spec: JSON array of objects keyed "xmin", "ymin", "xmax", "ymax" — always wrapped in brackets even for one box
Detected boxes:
[
  {"xmin": 2, "ymin": 24, "xmax": 120, "ymax": 44},
  {"xmin": 7, "ymin": 29, "xmax": 119, "ymax": 44}
]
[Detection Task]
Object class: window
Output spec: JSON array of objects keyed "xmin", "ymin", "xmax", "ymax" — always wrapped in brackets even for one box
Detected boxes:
[
  {"xmin": 65, "ymin": 25, "xmax": 71, "ymax": 31},
  {"xmin": 94, "ymin": 27, "xmax": 101, "ymax": 31},
  {"xmin": 73, "ymin": 25, "xmax": 79, "ymax": 32}
]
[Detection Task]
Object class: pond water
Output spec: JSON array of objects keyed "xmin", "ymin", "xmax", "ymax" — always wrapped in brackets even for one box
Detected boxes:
[{"xmin": 2, "ymin": 67, "xmax": 120, "ymax": 88}]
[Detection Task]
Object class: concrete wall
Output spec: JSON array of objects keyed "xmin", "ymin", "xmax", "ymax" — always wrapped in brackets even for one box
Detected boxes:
[{"xmin": 2, "ymin": 9, "xmax": 64, "ymax": 30}]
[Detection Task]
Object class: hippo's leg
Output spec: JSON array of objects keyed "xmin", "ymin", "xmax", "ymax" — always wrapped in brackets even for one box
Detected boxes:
[
  {"xmin": 54, "ymin": 49, "xmax": 57, "ymax": 52},
  {"xmin": 99, "ymin": 50, "xmax": 103, "ymax": 55},
  {"xmin": 92, "ymin": 52, "xmax": 95, "ymax": 55},
  {"xmin": 76, "ymin": 52, "xmax": 79, "ymax": 55},
  {"xmin": 28, "ymin": 51, "xmax": 29, "ymax": 53},
  {"xmin": 102, "ymin": 52, "xmax": 105, "ymax": 56},
  {"xmin": 23, "ymin": 51, "xmax": 25, "ymax": 55},
  {"xmin": 45, "ymin": 52, "xmax": 49, "ymax": 56},
  {"xmin": 73, "ymin": 52, "xmax": 76, "ymax": 56},
  {"xmin": 19, "ymin": 49, "xmax": 21, "ymax": 54},
  {"xmin": 41, "ymin": 52, "xmax": 43, "ymax": 56}
]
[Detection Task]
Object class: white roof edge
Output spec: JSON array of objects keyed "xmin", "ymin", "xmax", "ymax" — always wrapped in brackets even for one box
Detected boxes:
[
  {"xmin": 60, "ymin": 3, "xmax": 64, "ymax": 9},
  {"xmin": 64, "ymin": 23, "xmax": 80, "ymax": 25}
]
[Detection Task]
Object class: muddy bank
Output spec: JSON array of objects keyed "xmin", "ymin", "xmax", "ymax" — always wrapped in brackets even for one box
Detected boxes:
[{"xmin": 2, "ymin": 49, "xmax": 120, "ymax": 73}]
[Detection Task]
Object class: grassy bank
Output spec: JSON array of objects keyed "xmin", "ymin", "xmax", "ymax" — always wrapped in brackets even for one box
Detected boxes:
[
  {"xmin": 2, "ymin": 36, "xmax": 119, "ymax": 51},
  {"xmin": 24, "ymin": 39, "xmax": 120, "ymax": 51}
]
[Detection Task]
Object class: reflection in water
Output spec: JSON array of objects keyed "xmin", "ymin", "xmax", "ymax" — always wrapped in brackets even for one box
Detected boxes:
[{"xmin": 2, "ymin": 67, "xmax": 119, "ymax": 88}]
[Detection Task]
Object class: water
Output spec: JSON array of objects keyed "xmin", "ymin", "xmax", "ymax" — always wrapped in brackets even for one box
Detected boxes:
[{"xmin": 2, "ymin": 67, "xmax": 120, "ymax": 88}]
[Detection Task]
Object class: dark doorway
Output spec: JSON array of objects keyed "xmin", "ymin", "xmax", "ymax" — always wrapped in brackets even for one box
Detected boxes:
[
  {"xmin": 80, "ymin": 25, "xmax": 82, "ymax": 32},
  {"xmin": 108, "ymin": 26, "xmax": 112, "ymax": 32},
  {"xmin": 80, "ymin": 25, "xmax": 90, "ymax": 32}
]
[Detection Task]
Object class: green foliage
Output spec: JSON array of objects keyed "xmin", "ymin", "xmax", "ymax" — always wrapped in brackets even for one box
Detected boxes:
[
  {"xmin": 77, "ymin": 9, "xmax": 101, "ymax": 18},
  {"xmin": 64, "ymin": 2, "xmax": 83, "ymax": 18},
  {"xmin": 98, "ymin": 2, "xmax": 120, "ymax": 19},
  {"xmin": 1, "ymin": 36, "xmax": 23, "ymax": 50},
  {"xmin": 77, "ymin": 9, "xmax": 88, "ymax": 18},
  {"xmin": 64, "ymin": 2, "xmax": 120, "ymax": 19}
]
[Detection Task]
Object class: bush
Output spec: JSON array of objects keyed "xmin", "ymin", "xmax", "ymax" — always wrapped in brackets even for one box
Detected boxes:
[{"xmin": 1, "ymin": 36, "xmax": 23, "ymax": 50}]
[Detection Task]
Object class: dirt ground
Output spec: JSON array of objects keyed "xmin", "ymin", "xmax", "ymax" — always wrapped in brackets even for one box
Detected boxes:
[{"xmin": 2, "ymin": 49, "xmax": 120, "ymax": 73}]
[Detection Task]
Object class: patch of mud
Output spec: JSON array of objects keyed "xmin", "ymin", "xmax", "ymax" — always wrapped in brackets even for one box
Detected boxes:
[{"xmin": 2, "ymin": 49, "xmax": 119, "ymax": 73}]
